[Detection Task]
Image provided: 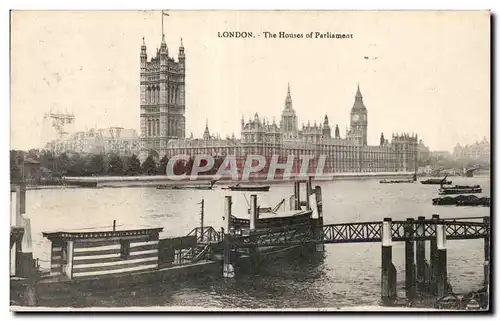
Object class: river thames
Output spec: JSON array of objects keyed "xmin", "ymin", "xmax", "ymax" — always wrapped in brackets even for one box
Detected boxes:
[{"xmin": 26, "ymin": 176, "xmax": 490, "ymax": 308}]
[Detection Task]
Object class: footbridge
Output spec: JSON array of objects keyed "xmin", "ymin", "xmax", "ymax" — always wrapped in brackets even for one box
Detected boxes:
[{"xmin": 231, "ymin": 216, "xmax": 489, "ymax": 248}]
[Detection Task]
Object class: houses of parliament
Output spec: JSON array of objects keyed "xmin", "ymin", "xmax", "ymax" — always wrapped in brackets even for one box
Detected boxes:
[
  {"xmin": 44, "ymin": 33, "xmax": 417, "ymax": 174},
  {"xmin": 142, "ymin": 34, "xmax": 418, "ymax": 174}
]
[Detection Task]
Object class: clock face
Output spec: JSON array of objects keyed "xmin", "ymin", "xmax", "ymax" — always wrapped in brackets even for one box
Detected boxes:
[{"xmin": 352, "ymin": 114, "xmax": 359, "ymax": 122}]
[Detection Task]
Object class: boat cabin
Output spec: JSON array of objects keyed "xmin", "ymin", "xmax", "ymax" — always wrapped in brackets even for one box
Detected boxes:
[{"xmin": 42, "ymin": 226, "xmax": 163, "ymax": 280}]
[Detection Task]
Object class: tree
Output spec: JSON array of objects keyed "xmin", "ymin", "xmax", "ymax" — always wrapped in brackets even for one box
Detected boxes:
[
  {"xmin": 158, "ymin": 154, "xmax": 169, "ymax": 175},
  {"xmin": 86, "ymin": 154, "xmax": 105, "ymax": 176},
  {"xmin": 40, "ymin": 151, "xmax": 56, "ymax": 172},
  {"xmin": 68, "ymin": 153, "xmax": 86, "ymax": 176},
  {"xmin": 141, "ymin": 156, "xmax": 157, "ymax": 176},
  {"xmin": 10, "ymin": 152, "xmax": 21, "ymax": 183},
  {"xmin": 108, "ymin": 154, "xmax": 124, "ymax": 176},
  {"xmin": 56, "ymin": 153, "xmax": 71, "ymax": 175},
  {"xmin": 125, "ymin": 154, "xmax": 141, "ymax": 176},
  {"xmin": 27, "ymin": 149, "xmax": 40, "ymax": 161}
]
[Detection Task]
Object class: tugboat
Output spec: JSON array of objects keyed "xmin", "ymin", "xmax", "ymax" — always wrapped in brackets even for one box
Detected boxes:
[{"xmin": 438, "ymin": 184, "xmax": 482, "ymax": 195}]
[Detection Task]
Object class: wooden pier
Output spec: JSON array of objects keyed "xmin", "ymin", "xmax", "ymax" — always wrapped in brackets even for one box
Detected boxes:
[
  {"xmin": 207, "ymin": 179, "xmax": 490, "ymax": 308},
  {"xmin": 10, "ymin": 179, "xmax": 490, "ymax": 310}
]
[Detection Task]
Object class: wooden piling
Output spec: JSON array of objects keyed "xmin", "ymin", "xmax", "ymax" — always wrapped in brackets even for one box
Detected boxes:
[
  {"xmin": 483, "ymin": 216, "xmax": 490, "ymax": 287},
  {"xmin": 293, "ymin": 182, "xmax": 299, "ymax": 210},
  {"xmin": 223, "ymin": 196, "xmax": 235, "ymax": 278},
  {"xmin": 416, "ymin": 216, "xmax": 426, "ymax": 289},
  {"xmin": 200, "ymin": 199, "xmax": 205, "ymax": 242},
  {"xmin": 381, "ymin": 217, "xmax": 396, "ymax": 305},
  {"xmin": 249, "ymin": 195, "xmax": 259, "ymax": 269},
  {"xmin": 435, "ymin": 220, "xmax": 448, "ymax": 297},
  {"xmin": 404, "ymin": 218, "xmax": 416, "ymax": 302},
  {"xmin": 313, "ymin": 186, "xmax": 324, "ymax": 252},
  {"xmin": 20, "ymin": 183, "xmax": 26, "ymax": 215},
  {"xmin": 306, "ymin": 177, "xmax": 312, "ymax": 210},
  {"xmin": 430, "ymin": 214, "xmax": 439, "ymax": 294},
  {"xmin": 13, "ymin": 183, "xmax": 37, "ymax": 306},
  {"xmin": 113, "ymin": 220, "xmax": 116, "ymax": 232}
]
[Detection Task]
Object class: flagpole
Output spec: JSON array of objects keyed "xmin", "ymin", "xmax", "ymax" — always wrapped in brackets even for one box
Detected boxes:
[{"xmin": 161, "ymin": 11, "xmax": 164, "ymax": 36}]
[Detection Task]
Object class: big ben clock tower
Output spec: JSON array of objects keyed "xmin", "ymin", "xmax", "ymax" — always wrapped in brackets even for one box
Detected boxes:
[{"xmin": 350, "ymin": 84, "xmax": 368, "ymax": 145}]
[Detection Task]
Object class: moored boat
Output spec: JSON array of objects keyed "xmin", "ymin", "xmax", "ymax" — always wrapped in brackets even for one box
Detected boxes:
[
  {"xmin": 421, "ymin": 179, "xmax": 452, "ymax": 185},
  {"xmin": 157, "ymin": 180, "xmax": 217, "ymax": 190},
  {"xmin": 421, "ymin": 174, "xmax": 452, "ymax": 185},
  {"xmin": 223, "ymin": 184, "xmax": 271, "ymax": 192},
  {"xmin": 380, "ymin": 179, "xmax": 414, "ymax": 184},
  {"xmin": 438, "ymin": 185, "xmax": 482, "ymax": 195},
  {"xmin": 380, "ymin": 173, "xmax": 417, "ymax": 184},
  {"xmin": 432, "ymin": 195, "xmax": 490, "ymax": 206}
]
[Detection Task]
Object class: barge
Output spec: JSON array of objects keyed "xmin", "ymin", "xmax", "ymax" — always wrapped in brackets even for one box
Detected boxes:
[
  {"xmin": 223, "ymin": 184, "xmax": 271, "ymax": 192},
  {"xmin": 421, "ymin": 179, "xmax": 452, "ymax": 185},
  {"xmin": 432, "ymin": 195, "xmax": 490, "ymax": 207},
  {"xmin": 380, "ymin": 174, "xmax": 417, "ymax": 184},
  {"xmin": 438, "ymin": 185, "xmax": 482, "ymax": 195}
]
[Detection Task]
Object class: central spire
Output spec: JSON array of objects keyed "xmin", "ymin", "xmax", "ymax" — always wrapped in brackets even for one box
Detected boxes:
[
  {"xmin": 203, "ymin": 119, "xmax": 210, "ymax": 140},
  {"xmin": 285, "ymin": 82, "xmax": 292, "ymax": 107}
]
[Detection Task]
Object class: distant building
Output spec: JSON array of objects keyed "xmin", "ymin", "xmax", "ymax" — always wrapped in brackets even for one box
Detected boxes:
[
  {"xmin": 417, "ymin": 139, "xmax": 431, "ymax": 163},
  {"xmin": 45, "ymin": 127, "xmax": 140, "ymax": 156},
  {"xmin": 429, "ymin": 150, "xmax": 453, "ymax": 160},
  {"xmin": 166, "ymin": 84, "xmax": 419, "ymax": 174},
  {"xmin": 453, "ymin": 137, "xmax": 490, "ymax": 163}
]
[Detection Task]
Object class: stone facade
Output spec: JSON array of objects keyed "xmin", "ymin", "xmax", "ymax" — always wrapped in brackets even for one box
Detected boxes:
[
  {"xmin": 139, "ymin": 35, "xmax": 186, "ymax": 160},
  {"xmin": 166, "ymin": 84, "xmax": 418, "ymax": 174}
]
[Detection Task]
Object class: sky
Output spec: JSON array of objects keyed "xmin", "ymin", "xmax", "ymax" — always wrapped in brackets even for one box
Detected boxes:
[{"xmin": 10, "ymin": 10, "xmax": 490, "ymax": 151}]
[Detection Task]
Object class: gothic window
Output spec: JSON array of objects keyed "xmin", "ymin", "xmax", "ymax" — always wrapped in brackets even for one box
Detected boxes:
[
  {"xmin": 147, "ymin": 120, "xmax": 151, "ymax": 137},
  {"xmin": 156, "ymin": 119, "xmax": 160, "ymax": 136}
]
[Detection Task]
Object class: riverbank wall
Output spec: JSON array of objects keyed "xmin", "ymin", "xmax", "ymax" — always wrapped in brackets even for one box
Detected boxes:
[{"xmin": 59, "ymin": 172, "xmax": 416, "ymax": 188}]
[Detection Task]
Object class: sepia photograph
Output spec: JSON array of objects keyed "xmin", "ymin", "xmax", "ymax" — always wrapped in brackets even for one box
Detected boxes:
[{"xmin": 9, "ymin": 10, "xmax": 491, "ymax": 311}]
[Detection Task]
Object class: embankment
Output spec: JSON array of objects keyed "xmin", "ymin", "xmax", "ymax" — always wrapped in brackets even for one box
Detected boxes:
[{"xmin": 61, "ymin": 172, "xmax": 416, "ymax": 188}]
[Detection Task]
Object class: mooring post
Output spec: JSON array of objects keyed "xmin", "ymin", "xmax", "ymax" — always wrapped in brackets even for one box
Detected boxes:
[
  {"xmin": 294, "ymin": 181, "xmax": 301, "ymax": 210},
  {"xmin": 249, "ymin": 195, "xmax": 259, "ymax": 270},
  {"xmin": 416, "ymin": 216, "xmax": 426, "ymax": 290},
  {"xmin": 430, "ymin": 214, "xmax": 439, "ymax": 294},
  {"xmin": 381, "ymin": 217, "xmax": 396, "ymax": 305},
  {"xmin": 313, "ymin": 186, "xmax": 324, "ymax": 252},
  {"xmin": 483, "ymin": 216, "xmax": 490, "ymax": 287},
  {"xmin": 113, "ymin": 220, "xmax": 116, "ymax": 232},
  {"xmin": 17, "ymin": 183, "xmax": 37, "ymax": 306},
  {"xmin": 435, "ymin": 220, "xmax": 448, "ymax": 298},
  {"xmin": 306, "ymin": 176, "xmax": 312, "ymax": 210},
  {"xmin": 223, "ymin": 195, "xmax": 235, "ymax": 278},
  {"xmin": 200, "ymin": 199, "xmax": 205, "ymax": 242},
  {"xmin": 404, "ymin": 218, "xmax": 416, "ymax": 302}
]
